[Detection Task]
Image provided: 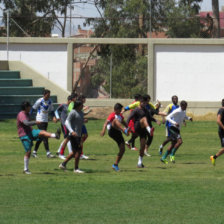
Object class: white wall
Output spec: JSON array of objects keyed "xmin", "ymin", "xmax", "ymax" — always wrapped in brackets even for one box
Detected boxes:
[
  {"xmin": 155, "ymin": 45, "xmax": 224, "ymax": 101},
  {"xmin": 0, "ymin": 43, "xmax": 68, "ymax": 90}
]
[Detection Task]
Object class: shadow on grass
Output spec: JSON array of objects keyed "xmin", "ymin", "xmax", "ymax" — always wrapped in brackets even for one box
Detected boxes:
[
  {"xmin": 0, "ymin": 174, "xmax": 15, "ymax": 176},
  {"xmin": 180, "ymin": 162, "xmax": 206, "ymax": 165}
]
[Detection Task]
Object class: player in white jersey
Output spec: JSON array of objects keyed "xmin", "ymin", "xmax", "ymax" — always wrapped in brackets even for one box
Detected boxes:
[
  {"xmin": 160, "ymin": 101, "xmax": 192, "ymax": 164},
  {"xmin": 30, "ymin": 89, "xmax": 56, "ymax": 158}
]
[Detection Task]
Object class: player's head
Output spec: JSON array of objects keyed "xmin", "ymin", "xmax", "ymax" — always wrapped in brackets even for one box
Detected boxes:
[
  {"xmin": 70, "ymin": 92, "xmax": 78, "ymax": 102},
  {"xmin": 172, "ymin": 95, "xmax": 178, "ymax": 105},
  {"xmin": 77, "ymin": 94, "xmax": 86, "ymax": 103},
  {"xmin": 67, "ymin": 95, "xmax": 73, "ymax": 103},
  {"xmin": 43, "ymin": 89, "xmax": 51, "ymax": 100},
  {"xmin": 222, "ymin": 99, "xmax": 224, "ymax": 107},
  {"xmin": 21, "ymin": 101, "xmax": 31, "ymax": 113},
  {"xmin": 139, "ymin": 95, "xmax": 148, "ymax": 108},
  {"xmin": 180, "ymin": 100, "xmax": 187, "ymax": 110},
  {"xmin": 73, "ymin": 100, "xmax": 83, "ymax": 111},
  {"xmin": 134, "ymin": 94, "xmax": 142, "ymax": 101},
  {"xmin": 143, "ymin": 94, "xmax": 151, "ymax": 102},
  {"xmin": 114, "ymin": 103, "xmax": 123, "ymax": 114}
]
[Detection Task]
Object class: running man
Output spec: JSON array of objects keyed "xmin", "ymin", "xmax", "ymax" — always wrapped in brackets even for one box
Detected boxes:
[
  {"xmin": 159, "ymin": 95, "xmax": 179, "ymax": 155},
  {"xmin": 59, "ymin": 100, "xmax": 87, "ymax": 173},
  {"xmin": 17, "ymin": 101, "xmax": 61, "ymax": 174},
  {"xmin": 101, "ymin": 103, "xmax": 129, "ymax": 171},
  {"xmin": 30, "ymin": 89, "xmax": 56, "ymax": 158},
  {"xmin": 126, "ymin": 95, "xmax": 158, "ymax": 168},
  {"xmin": 210, "ymin": 99, "xmax": 224, "ymax": 166},
  {"xmin": 160, "ymin": 100, "xmax": 192, "ymax": 164}
]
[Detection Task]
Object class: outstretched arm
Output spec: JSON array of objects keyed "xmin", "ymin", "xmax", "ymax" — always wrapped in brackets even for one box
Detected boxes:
[{"xmin": 101, "ymin": 120, "xmax": 109, "ymax": 136}]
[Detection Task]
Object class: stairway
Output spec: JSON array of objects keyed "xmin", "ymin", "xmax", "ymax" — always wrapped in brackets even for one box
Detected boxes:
[{"xmin": 0, "ymin": 70, "xmax": 57, "ymax": 119}]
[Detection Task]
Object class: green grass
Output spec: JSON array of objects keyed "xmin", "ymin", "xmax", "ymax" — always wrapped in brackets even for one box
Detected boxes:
[{"xmin": 1, "ymin": 119, "xmax": 224, "ymax": 224}]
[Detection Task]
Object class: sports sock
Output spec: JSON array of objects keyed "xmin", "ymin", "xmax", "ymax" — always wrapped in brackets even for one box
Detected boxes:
[
  {"xmin": 33, "ymin": 150, "xmax": 37, "ymax": 154},
  {"xmin": 50, "ymin": 133, "xmax": 56, "ymax": 138},
  {"xmin": 159, "ymin": 144, "xmax": 163, "ymax": 149},
  {"xmin": 24, "ymin": 157, "xmax": 29, "ymax": 171},
  {"xmin": 58, "ymin": 140, "xmax": 64, "ymax": 153},
  {"xmin": 162, "ymin": 150, "xmax": 169, "ymax": 160},
  {"xmin": 46, "ymin": 151, "xmax": 51, "ymax": 156},
  {"xmin": 60, "ymin": 146, "xmax": 65, "ymax": 155},
  {"xmin": 138, "ymin": 156, "xmax": 143, "ymax": 165},
  {"xmin": 67, "ymin": 141, "xmax": 72, "ymax": 153},
  {"xmin": 170, "ymin": 148, "xmax": 178, "ymax": 156},
  {"xmin": 146, "ymin": 126, "xmax": 151, "ymax": 135}
]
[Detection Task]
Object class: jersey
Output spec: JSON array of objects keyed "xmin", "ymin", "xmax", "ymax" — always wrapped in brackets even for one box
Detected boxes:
[
  {"xmin": 125, "ymin": 101, "xmax": 156, "ymax": 111},
  {"xmin": 217, "ymin": 108, "xmax": 224, "ymax": 134},
  {"xmin": 32, "ymin": 97, "xmax": 54, "ymax": 122},
  {"xmin": 164, "ymin": 104, "xmax": 179, "ymax": 127},
  {"xmin": 17, "ymin": 111, "xmax": 32, "ymax": 137},
  {"xmin": 68, "ymin": 101, "xmax": 74, "ymax": 113},
  {"xmin": 55, "ymin": 104, "xmax": 68, "ymax": 125},
  {"xmin": 106, "ymin": 112, "xmax": 124, "ymax": 131}
]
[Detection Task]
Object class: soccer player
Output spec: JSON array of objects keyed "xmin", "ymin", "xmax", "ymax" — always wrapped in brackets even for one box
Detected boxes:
[
  {"xmin": 159, "ymin": 95, "xmax": 179, "ymax": 155},
  {"xmin": 30, "ymin": 89, "xmax": 56, "ymax": 158},
  {"xmin": 123, "ymin": 93, "xmax": 142, "ymax": 151},
  {"xmin": 160, "ymin": 100, "xmax": 192, "ymax": 164},
  {"xmin": 126, "ymin": 95, "xmax": 158, "ymax": 168},
  {"xmin": 54, "ymin": 95, "xmax": 73, "ymax": 160},
  {"xmin": 17, "ymin": 101, "xmax": 61, "ymax": 174},
  {"xmin": 59, "ymin": 100, "xmax": 87, "ymax": 173},
  {"xmin": 101, "ymin": 103, "xmax": 129, "ymax": 171},
  {"xmin": 210, "ymin": 99, "xmax": 224, "ymax": 166}
]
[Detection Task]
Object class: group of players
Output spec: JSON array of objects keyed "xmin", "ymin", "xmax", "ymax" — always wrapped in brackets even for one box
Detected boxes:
[{"xmin": 17, "ymin": 89, "xmax": 224, "ymax": 174}]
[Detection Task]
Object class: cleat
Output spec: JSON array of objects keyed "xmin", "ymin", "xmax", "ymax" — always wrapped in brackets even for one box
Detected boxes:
[
  {"xmin": 80, "ymin": 154, "xmax": 89, "ymax": 160},
  {"xmin": 137, "ymin": 163, "xmax": 145, "ymax": 168},
  {"xmin": 74, "ymin": 169, "xmax": 85, "ymax": 174},
  {"xmin": 59, "ymin": 163, "xmax": 66, "ymax": 170},
  {"xmin": 47, "ymin": 153, "xmax": 56, "ymax": 158},
  {"xmin": 32, "ymin": 152, "xmax": 38, "ymax": 158},
  {"xmin": 23, "ymin": 169, "xmax": 31, "ymax": 174},
  {"xmin": 170, "ymin": 155, "xmax": 175, "ymax": 163},
  {"xmin": 160, "ymin": 158, "xmax": 168, "ymax": 164},
  {"xmin": 59, "ymin": 154, "xmax": 66, "ymax": 160},
  {"xmin": 144, "ymin": 150, "xmax": 151, "ymax": 157},
  {"xmin": 210, "ymin": 156, "xmax": 216, "ymax": 166},
  {"xmin": 56, "ymin": 152, "xmax": 59, "ymax": 156},
  {"xmin": 159, "ymin": 146, "xmax": 163, "ymax": 155},
  {"xmin": 112, "ymin": 164, "xmax": 120, "ymax": 171},
  {"xmin": 125, "ymin": 141, "xmax": 131, "ymax": 149},
  {"xmin": 55, "ymin": 128, "xmax": 61, "ymax": 139},
  {"xmin": 131, "ymin": 147, "xmax": 138, "ymax": 151},
  {"xmin": 124, "ymin": 128, "xmax": 130, "ymax": 136}
]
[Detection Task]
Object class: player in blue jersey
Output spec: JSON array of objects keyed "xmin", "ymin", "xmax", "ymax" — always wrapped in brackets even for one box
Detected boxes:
[
  {"xmin": 159, "ymin": 95, "xmax": 179, "ymax": 155},
  {"xmin": 30, "ymin": 89, "xmax": 56, "ymax": 158}
]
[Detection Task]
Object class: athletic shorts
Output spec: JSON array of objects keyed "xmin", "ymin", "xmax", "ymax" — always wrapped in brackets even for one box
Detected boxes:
[
  {"xmin": 128, "ymin": 119, "xmax": 135, "ymax": 133},
  {"xmin": 134, "ymin": 121, "xmax": 147, "ymax": 138},
  {"xmin": 68, "ymin": 136, "xmax": 82, "ymax": 153},
  {"xmin": 37, "ymin": 122, "xmax": 48, "ymax": 131},
  {"xmin": 61, "ymin": 124, "xmax": 69, "ymax": 138},
  {"xmin": 168, "ymin": 126, "xmax": 181, "ymax": 141},
  {"xmin": 20, "ymin": 129, "xmax": 41, "ymax": 152},
  {"xmin": 81, "ymin": 125, "xmax": 88, "ymax": 135},
  {"xmin": 218, "ymin": 131, "xmax": 224, "ymax": 147},
  {"xmin": 108, "ymin": 127, "xmax": 124, "ymax": 146}
]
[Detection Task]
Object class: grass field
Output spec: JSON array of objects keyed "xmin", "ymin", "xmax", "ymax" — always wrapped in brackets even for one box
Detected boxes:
[{"xmin": 1, "ymin": 118, "xmax": 224, "ymax": 224}]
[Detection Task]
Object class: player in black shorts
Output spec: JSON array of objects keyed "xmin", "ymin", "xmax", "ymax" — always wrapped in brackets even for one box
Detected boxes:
[
  {"xmin": 127, "ymin": 95, "xmax": 158, "ymax": 168},
  {"xmin": 210, "ymin": 99, "xmax": 224, "ymax": 166}
]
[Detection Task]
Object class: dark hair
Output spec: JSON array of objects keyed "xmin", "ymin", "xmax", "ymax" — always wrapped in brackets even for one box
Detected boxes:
[
  {"xmin": 140, "ymin": 95, "xmax": 149, "ymax": 102},
  {"xmin": 73, "ymin": 100, "xmax": 83, "ymax": 109},
  {"xmin": 43, "ymin": 89, "xmax": 50, "ymax": 96},
  {"xmin": 134, "ymin": 94, "xmax": 142, "ymax": 101},
  {"xmin": 77, "ymin": 94, "xmax": 86, "ymax": 101},
  {"xmin": 67, "ymin": 95, "xmax": 72, "ymax": 101},
  {"xmin": 143, "ymin": 94, "xmax": 151, "ymax": 101},
  {"xmin": 222, "ymin": 99, "xmax": 224, "ymax": 107},
  {"xmin": 114, "ymin": 103, "xmax": 123, "ymax": 110},
  {"xmin": 70, "ymin": 92, "xmax": 78, "ymax": 99},
  {"xmin": 172, "ymin": 95, "xmax": 178, "ymax": 100},
  {"xmin": 180, "ymin": 100, "xmax": 187, "ymax": 108},
  {"xmin": 21, "ymin": 101, "xmax": 31, "ymax": 110}
]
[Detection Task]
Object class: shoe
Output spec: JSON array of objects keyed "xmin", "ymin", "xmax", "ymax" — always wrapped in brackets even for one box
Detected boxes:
[
  {"xmin": 170, "ymin": 155, "xmax": 175, "ymax": 163},
  {"xmin": 47, "ymin": 153, "xmax": 56, "ymax": 158},
  {"xmin": 32, "ymin": 152, "xmax": 38, "ymax": 158},
  {"xmin": 59, "ymin": 163, "xmax": 66, "ymax": 170},
  {"xmin": 74, "ymin": 169, "xmax": 85, "ymax": 173},
  {"xmin": 23, "ymin": 169, "xmax": 31, "ymax": 174},
  {"xmin": 56, "ymin": 152, "xmax": 59, "ymax": 156},
  {"xmin": 144, "ymin": 150, "xmax": 151, "ymax": 157},
  {"xmin": 59, "ymin": 154, "xmax": 66, "ymax": 160},
  {"xmin": 137, "ymin": 163, "xmax": 145, "ymax": 168},
  {"xmin": 112, "ymin": 164, "xmax": 120, "ymax": 171},
  {"xmin": 210, "ymin": 156, "xmax": 216, "ymax": 166},
  {"xmin": 159, "ymin": 146, "xmax": 163, "ymax": 155},
  {"xmin": 131, "ymin": 147, "xmax": 138, "ymax": 151},
  {"xmin": 125, "ymin": 141, "xmax": 131, "ymax": 149},
  {"xmin": 160, "ymin": 158, "xmax": 168, "ymax": 164},
  {"xmin": 124, "ymin": 128, "xmax": 129, "ymax": 136},
  {"xmin": 55, "ymin": 128, "xmax": 61, "ymax": 139},
  {"xmin": 80, "ymin": 154, "xmax": 89, "ymax": 160}
]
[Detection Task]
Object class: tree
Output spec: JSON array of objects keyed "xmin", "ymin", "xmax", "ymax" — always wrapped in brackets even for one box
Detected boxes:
[{"xmin": 212, "ymin": 0, "xmax": 220, "ymax": 38}]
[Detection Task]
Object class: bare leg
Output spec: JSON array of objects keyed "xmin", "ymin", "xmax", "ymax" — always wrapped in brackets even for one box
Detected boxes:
[{"xmin": 115, "ymin": 143, "xmax": 125, "ymax": 165}]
